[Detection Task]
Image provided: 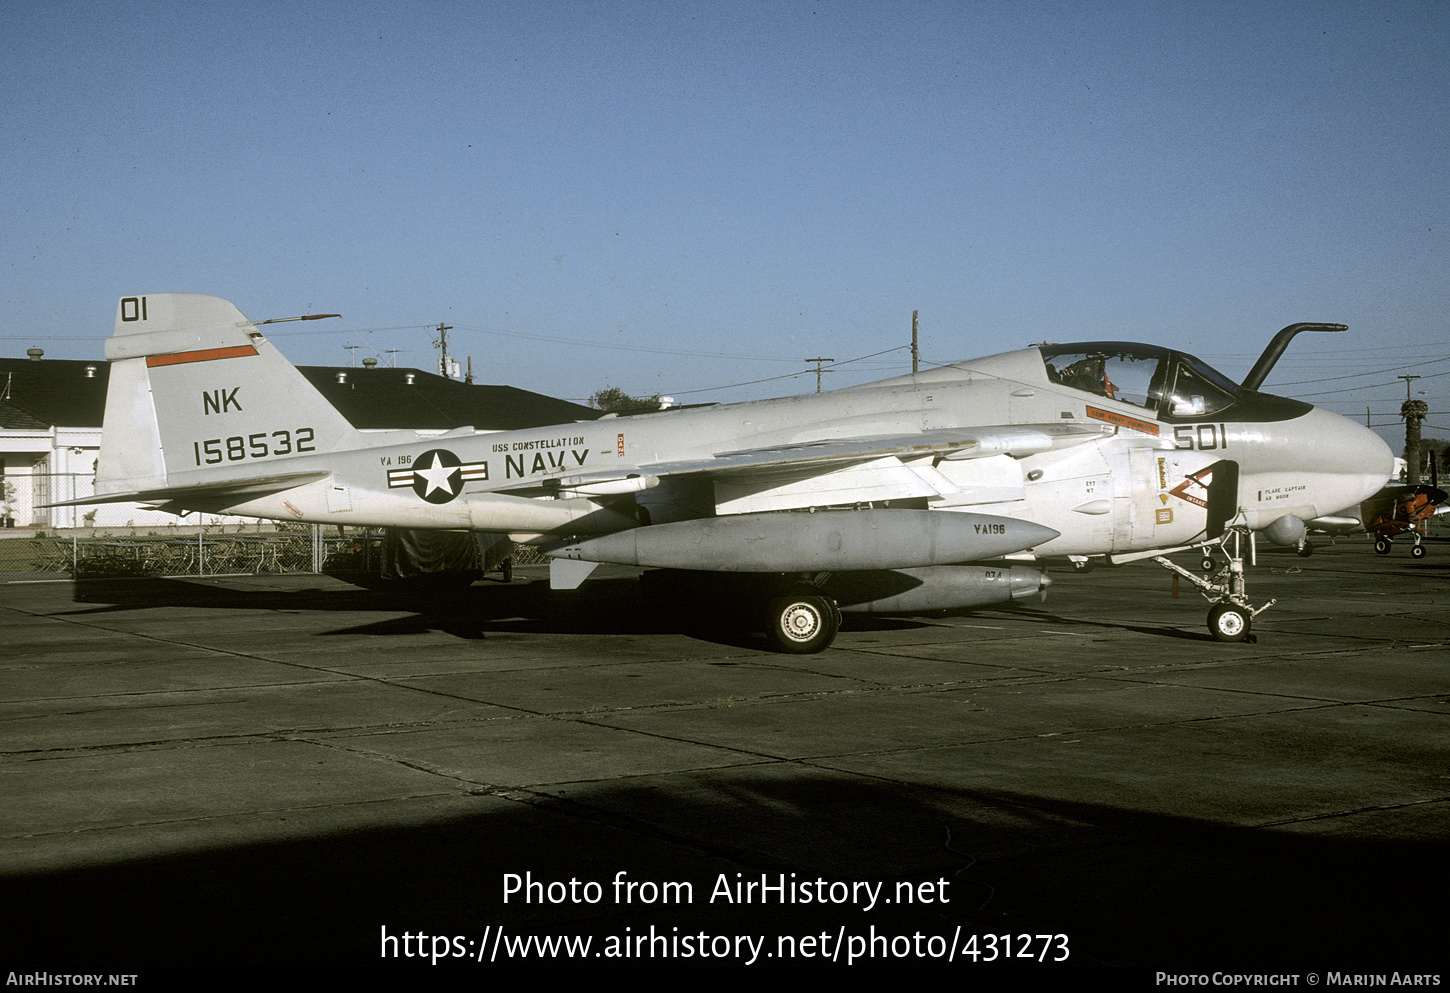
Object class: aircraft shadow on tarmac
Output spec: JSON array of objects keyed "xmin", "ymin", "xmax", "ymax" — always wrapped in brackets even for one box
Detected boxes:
[
  {"xmin": 66, "ymin": 572, "xmax": 1221, "ymax": 648},
  {"xmin": 64, "ymin": 573, "xmax": 975, "ymax": 648},
  {"xmin": 2, "ymin": 772, "xmax": 1443, "ymax": 970},
  {"xmin": 67, "ymin": 573, "xmax": 736, "ymax": 640}
]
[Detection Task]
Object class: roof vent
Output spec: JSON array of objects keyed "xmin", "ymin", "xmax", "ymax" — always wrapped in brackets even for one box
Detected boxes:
[
  {"xmin": 27, "ymin": 348, "xmax": 43, "ymax": 361},
  {"xmin": 84, "ymin": 365, "xmax": 96, "ymax": 378},
  {"xmin": 405, "ymin": 373, "xmax": 416, "ymax": 385},
  {"xmin": 362, "ymin": 357, "xmax": 377, "ymax": 369},
  {"xmin": 335, "ymin": 371, "xmax": 347, "ymax": 384}
]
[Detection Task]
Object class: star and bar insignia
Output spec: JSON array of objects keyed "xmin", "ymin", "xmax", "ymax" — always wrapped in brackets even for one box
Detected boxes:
[{"xmin": 386, "ymin": 449, "xmax": 488, "ymax": 504}]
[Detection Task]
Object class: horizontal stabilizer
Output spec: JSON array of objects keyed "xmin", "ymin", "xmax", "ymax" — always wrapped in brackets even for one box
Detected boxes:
[{"xmin": 45, "ymin": 471, "xmax": 329, "ymax": 509}]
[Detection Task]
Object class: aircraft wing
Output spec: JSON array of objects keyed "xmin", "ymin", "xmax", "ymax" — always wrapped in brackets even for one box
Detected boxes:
[
  {"xmin": 643, "ymin": 423, "xmax": 1108, "ymax": 477},
  {"xmin": 499, "ymin": 422, "xmax": 1108, "ymax": 515}
]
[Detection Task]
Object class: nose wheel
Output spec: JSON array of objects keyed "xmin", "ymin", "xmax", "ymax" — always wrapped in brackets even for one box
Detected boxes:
[{"xmin": 1207, "ymin": 602, "xmax": 1252, "ymax": 642}]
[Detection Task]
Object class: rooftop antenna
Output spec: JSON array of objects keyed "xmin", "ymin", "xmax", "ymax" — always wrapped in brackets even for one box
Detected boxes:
[
  {"xmin": 384, "ymin": 350, "xmax": 401, "ymax": 368},
  {"xmin": 343, "ymin": 345, "xmax": 360, "ymax": 367}
]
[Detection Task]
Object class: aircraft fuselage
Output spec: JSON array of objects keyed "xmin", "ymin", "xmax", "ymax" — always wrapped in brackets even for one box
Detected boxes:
[{"xmin": 156, "ymin": 340, "xmax": 1388, "ymax": 562}]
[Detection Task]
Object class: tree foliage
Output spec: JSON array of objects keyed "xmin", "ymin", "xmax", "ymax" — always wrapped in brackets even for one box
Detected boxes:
[
  {"xmin": 589, "ymin": 386, "xmax": 662, "ymax": 414},
  {"xmin": 1401, "ymin": 399, "xmax": 1430, "ymax": 483}
]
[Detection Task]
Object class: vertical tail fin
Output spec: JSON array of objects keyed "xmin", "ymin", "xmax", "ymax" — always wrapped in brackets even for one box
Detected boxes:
[{"xmin": 98, "ymin": 294, "xmax": 362, "ymax": 495}]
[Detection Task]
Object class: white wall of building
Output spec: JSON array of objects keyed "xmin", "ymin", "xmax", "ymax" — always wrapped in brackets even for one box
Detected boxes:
[{"xmin": 2, "ymin": 430, "xmax": 252, "ymax": 531}]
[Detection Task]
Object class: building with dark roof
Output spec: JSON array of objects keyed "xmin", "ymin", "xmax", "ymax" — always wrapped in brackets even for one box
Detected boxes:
[{"xmin": 298, "ymin": 365, "xmax": 598, "ymax": 432}]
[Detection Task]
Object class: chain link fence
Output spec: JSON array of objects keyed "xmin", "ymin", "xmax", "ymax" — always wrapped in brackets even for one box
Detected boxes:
[
  {"xmin": 0, "ymin": 473, "xmax": 546, "ymax": 582},
  {"xmin": 0, "ymin": 520, "xmax": 384, "ymax": 581}
]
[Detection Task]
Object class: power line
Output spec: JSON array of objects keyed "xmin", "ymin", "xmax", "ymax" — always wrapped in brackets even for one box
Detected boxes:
[
  {"xmin": 1294, "ymin": 368, "xmax": 1450, "ymax": 398},
  {"xmin": 660, "ymin": 346, "xmax": 912, "ymax": 397},
  {"xmin": 1269, "ymin": 355, "xmax": 1450, "ymax": 387},
  {"xmin": 450, "ymin": 323, "xmax": 795, "ymax": 363}
]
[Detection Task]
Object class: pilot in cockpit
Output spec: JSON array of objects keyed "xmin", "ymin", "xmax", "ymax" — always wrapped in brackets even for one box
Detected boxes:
[{"xmin": 1057, "ymin": 356, "xmax": 1117, "ymax": 400}]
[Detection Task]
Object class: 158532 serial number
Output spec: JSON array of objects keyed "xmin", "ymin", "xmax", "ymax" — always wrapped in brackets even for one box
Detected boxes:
[{"xmin": 193, "ymin": 427, "xmax": 315, "ymax": 465}]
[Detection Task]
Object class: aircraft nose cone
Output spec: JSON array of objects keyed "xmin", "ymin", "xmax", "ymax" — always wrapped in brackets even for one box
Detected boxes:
[
  {"xmin": 1300, "ymin": 406, "xmax": 1395, "ymax": 513},
  {"xmin": 1341, "ymin": 416, "xmax": 1395, "ymax": 500}
]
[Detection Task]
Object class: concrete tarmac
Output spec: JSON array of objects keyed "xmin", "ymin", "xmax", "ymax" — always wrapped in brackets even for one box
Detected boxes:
[{"xmin": 1, "ymin": 539, "xmax": 1446, "ymax": 973}]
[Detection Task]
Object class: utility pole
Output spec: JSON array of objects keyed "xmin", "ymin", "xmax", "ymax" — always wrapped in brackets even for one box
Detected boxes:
[
  {"xmin": 911, "ymin": 310, "xmax": 919, "ymax": 374},
  {"xmin": 434, "ymin": 322, "xmax": 453, "ymax": 379},
  {"xmin": 804, "ymin": 357, "xmax": 834, "ymax": 393}
]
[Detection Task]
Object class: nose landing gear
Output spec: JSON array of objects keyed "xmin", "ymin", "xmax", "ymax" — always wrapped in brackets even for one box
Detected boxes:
[{"xmin": 1155, "ymin": 528, "xmax": 1275, "ymax": 643}]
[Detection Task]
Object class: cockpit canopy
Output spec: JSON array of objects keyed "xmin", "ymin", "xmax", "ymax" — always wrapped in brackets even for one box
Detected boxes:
[{"xmin": 1039, "ymin": 342, "xmax": 1303, "ymax": 423}]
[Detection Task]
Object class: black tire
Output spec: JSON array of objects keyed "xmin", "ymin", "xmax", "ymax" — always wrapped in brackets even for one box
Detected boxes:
[
  {"xmin": 1374, "ymin": 537, "xmax": 1392, "ymax": 555},
  {"xmin": 765, "ymin": 593, "xmax": 838, "ymax": 654},
  {"xmin": 1297, "ymin": 541, "xmax": 1314, "ymax": 558},
  {"xmin": 1411, "ymin": 543, "xmax": 1426, "ymax": 559},
  {"xmin": 1208, "ymin": 603, "xmax": 1251, "ymax": 643},
  {"xmin": 1071, "ymin": 559, "xmax": 1094, "ymax": 573},
  {"xmin": 1201, "ymin": 557, "xmax": 1216, "ymax": 572}
]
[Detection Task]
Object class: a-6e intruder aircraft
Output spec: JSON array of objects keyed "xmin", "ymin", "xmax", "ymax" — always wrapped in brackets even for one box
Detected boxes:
[{"xmin": 68, "ymin": 294, "xmax": 1392, "ymax": 652}]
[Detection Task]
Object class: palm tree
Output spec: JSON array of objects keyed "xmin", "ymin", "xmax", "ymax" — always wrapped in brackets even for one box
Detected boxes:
[{"xmin": 1401, "ymin": 398, "xmax": 1429, "ymax": 484}]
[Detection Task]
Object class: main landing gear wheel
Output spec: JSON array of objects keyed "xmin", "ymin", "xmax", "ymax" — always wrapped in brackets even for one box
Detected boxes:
[
  {"xmin": 1412, "ymin": 542, "xmax": 1427, "ymax": 559},
  {"xmin": 765, "ymin": 593, "xmax": 839, "ymax": 654},
  {"xmin": 1296, "ymin": 541, "xmax": 1314, "ymax": 558},
  {"xmin": 1208, "ymin": 603, "xmax": 1252, "ymax": 643},
  {"xmin": 1374, "ymin": 537, "xmax": 1392, "ymax": 555}
]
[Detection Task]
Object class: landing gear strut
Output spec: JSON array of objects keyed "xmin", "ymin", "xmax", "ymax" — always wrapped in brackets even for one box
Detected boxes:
[
  {"xmin": 1376, "ymin": 533, "xmax": 1428, "ymax": 558},
  {"xmin": 1155, "ymin": 528, "xmax": 1274, "ymax": 643}
]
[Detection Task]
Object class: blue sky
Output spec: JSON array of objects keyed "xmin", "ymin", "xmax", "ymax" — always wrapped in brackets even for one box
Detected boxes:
[{"xmin": 3, "ymin": 1, "xmax": 1447, "ymax": 444}]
